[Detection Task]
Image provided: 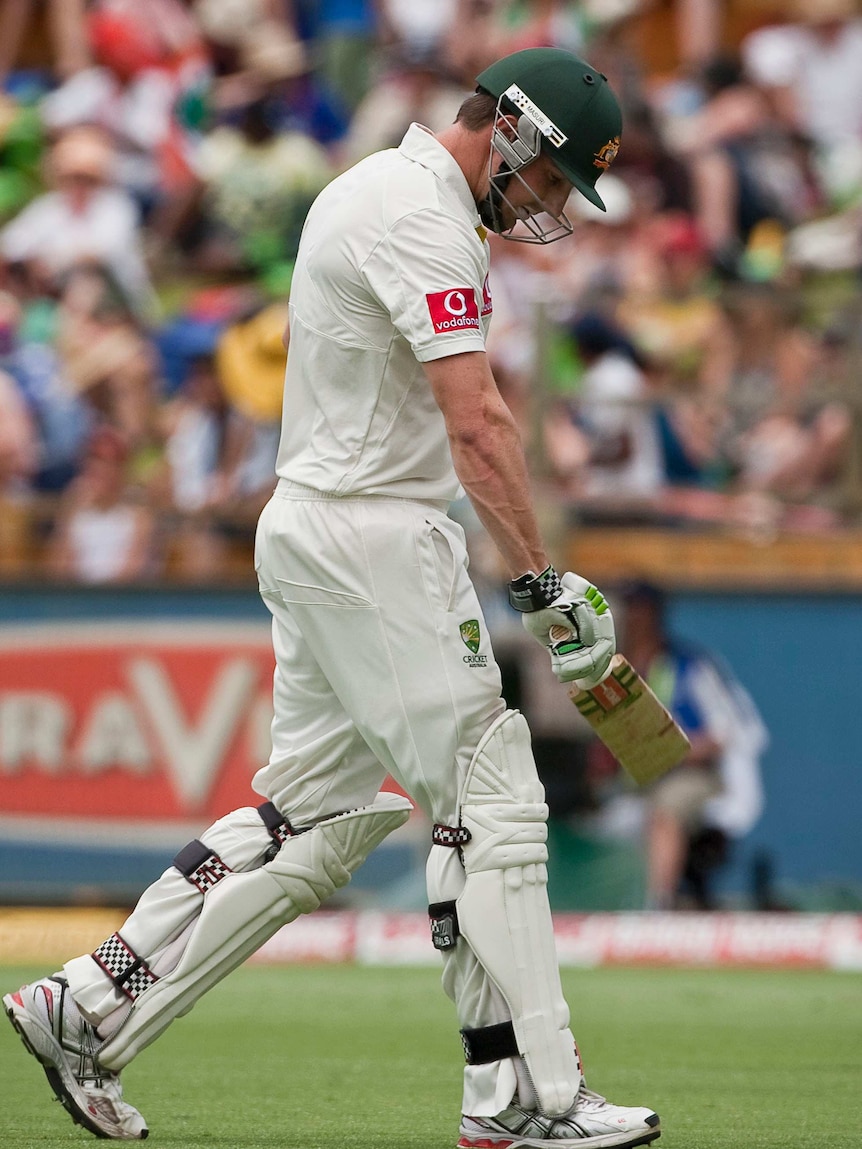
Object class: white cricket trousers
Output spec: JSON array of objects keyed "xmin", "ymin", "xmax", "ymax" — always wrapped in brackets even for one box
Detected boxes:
[
  {"xmin": 252, "ymin": 482, "xmax": 505, "ymax": 823},
  {"xmin": 65, "ymin": 484, "xmax": 560, "ymax": 1116}
]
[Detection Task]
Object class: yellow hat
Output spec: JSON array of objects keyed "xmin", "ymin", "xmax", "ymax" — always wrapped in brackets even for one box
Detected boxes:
[{"xmin": 216, "ymin": 302, "xmax": 288, "ymax": 422}]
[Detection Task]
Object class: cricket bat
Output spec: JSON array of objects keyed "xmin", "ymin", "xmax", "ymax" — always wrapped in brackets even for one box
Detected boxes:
[{"xmin": 560, "ymin": 647, "xmax": 691, "ymax": 785}]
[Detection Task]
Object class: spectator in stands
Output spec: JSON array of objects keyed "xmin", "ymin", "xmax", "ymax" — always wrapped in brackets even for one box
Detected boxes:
[
  {"xmin": 543, "ymin": 312, "xmax": 665, "ymax": 513},
  {"xmin": 494, "ymin": 0, "xmax": 585, "ymax": 56},
  {"xmin": 0, "ymin": 0, "xmax": 856, "ymax": 583},
  {"xmin": 742, "ymin": 0, "xmax": 862, "ymax": 208},
  {"xmin": 38, "ymin": 0, "xmax": 210, "ymax": 216},
  {"xmin": 615, "ymin": 581, "xmax": 767, "ymax": 910},
  {"xmin": 615, "ymin": 212, "xmax": 732, "ymax": 491},
  {"xmin": 442, "ymin": 0, "xmax": 504, "ymax": 84},
  {"xmin": 160, "ymin": 351, "xmax": 227, "ymax": 514},
  {"xmin": 194, "ymin": 0, "xmax": 293, "ymax": 74},
  {"xmin": 340, "ymin": 43, "xmax": 467, "ymax": 166},
  {"xmin": 0, "ymin": 0, "xmax": 91, "ymax": 88},
  {"xmin": 154, "ymin": 347, "xmax": 234, "ymax": 577},
  {"xmin": 0, "ymin": 366, "xmax": 38, "ymax": 493},
  {"xmin": 218, "ymin": 20, "xmax": 351, "ymax": 151},
  {"xmin": 53, "ymin": 262, "xmax": 162, "ymax": 467},
  {"xmin": 380, "ymin": 0, "xmax": 459, "ymax": 60},
  {"xmin": 187, "ymin": 27, "xmax": 333, "ymax": 274},
  {"xmin": 302, "ymin": 0, "xmax": 381, "ymax": 115},
  {"xmin": 0, "ymin": 287, "xmax": 91, "ymax": 492},
  {"xmin": 717, "ymin": 284, "xmax": 851, "ymax": 508},
  {"xmin": 554, "ymin": 174, "xmax": 653, "ymax": 314},
  {"xmin": 47, "ymin": 424, "xmax": 159, "ymax": 584},
  {"xmin": 659, "ymin": 51, "xmax": 820, "ymax": 271},
  {"xmin": 0, "ymin": 92, "xmax": 45, "ymax": 226},
  {"xmin": 0, "ymin": 125, "xmax": 157, "ymax": 319},
  {"xmin": 212, "ymin": 299, "xmax": 285, "ymax": 515}
]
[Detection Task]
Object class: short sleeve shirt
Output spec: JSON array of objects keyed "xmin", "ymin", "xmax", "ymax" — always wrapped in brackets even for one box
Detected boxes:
[{"xmin": 275, "ymin": 123, "xmax": 493, "ymax": 501}]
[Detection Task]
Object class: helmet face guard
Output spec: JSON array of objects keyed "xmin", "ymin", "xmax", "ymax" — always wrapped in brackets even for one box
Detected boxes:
[{"xmin": 479, "ymin": 95, "xmax": 574, "ymax": 244}]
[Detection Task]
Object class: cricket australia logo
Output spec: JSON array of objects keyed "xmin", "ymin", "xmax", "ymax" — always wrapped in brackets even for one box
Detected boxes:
[
  {"xmin": 460, "ymin": 619, "xmax": 480, "ymax": 653},
  {"xmin": 593, "ymin": 136, "xmax": 621, "ymax": 170},
  {"xmin": 459, "ymin": 620, "xmax": 487, "ymax": 667}
]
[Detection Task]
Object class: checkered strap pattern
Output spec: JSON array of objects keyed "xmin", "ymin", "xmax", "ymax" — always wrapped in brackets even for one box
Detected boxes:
[
  {"xmin": 92, "ymin": 932, "xmax": 159, "ymax": 1001},
  {"xmin": 507, "ymin": 565, "xmax": 564, "ymax": 612},
  {"xmin": 432, "ymin": 823, "xmax": 472, "ymax": 847},
  {"xmin": 257, "ymin": 800, "xmax": 297, "ymax": 847},
  {"xmin": 173, "ymin": 838, "xmax": 233, "ymax": 894}
]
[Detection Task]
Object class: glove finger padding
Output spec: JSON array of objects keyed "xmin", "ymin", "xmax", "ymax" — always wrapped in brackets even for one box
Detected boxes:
[
  {"xmin": 569, "ymin": 600, "xmax": 596, "ymax": 647},
  {"xmin": 551, "ymin": 574, "xmax": 616, "ymax": 686},
  {"xmin": 551, "ymin": 633, "xmax": 614, "ymax": 687}
]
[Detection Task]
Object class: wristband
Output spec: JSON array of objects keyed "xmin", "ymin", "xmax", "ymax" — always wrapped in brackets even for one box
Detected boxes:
[{"xmin": 507, "ymin": 565, "xmax": 564, "ymax": 612}]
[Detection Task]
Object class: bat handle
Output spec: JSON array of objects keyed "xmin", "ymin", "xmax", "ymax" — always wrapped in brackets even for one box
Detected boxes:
[{"xmin": 549, "ymin": 622, "xmax": 584, "ymax": 654}]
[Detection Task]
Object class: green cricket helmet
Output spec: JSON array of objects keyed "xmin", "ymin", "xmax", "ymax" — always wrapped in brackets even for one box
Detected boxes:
[{"xmin": 476, "ymin": 47, "xmax": 622, "ymax": 211}]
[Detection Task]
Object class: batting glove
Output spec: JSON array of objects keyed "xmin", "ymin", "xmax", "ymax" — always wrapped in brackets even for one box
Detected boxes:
[{"xmin": 508, "ymin": 567, "xmax": 615, "ymax": 688}]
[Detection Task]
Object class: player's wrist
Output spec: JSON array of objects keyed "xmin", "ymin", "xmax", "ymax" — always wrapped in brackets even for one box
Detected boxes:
[{"xmin": 507, "ymin": 565, "xmax": 563, "ymax": 612}]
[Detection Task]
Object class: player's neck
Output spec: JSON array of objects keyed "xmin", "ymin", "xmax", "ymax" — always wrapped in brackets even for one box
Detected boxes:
[{"xmin": 434, "ymin": 123, "xmax": 492, "ymax": 206}]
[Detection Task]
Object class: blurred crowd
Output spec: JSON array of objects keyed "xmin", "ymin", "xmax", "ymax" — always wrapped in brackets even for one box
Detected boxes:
[{"xmin": 1, "ymin": 0, "xmax": 862, "ymax": 584}]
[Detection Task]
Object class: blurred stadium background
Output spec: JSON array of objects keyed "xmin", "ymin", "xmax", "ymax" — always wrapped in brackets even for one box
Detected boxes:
[{"xmin": 1, "ymin": 0, "xmax": 862, "ymax": 982}]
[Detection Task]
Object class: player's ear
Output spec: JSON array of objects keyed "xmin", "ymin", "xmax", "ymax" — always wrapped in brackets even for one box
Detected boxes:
[{"xmin": 496, "ymin": 114, "xmax": 519, "ymax": 141}]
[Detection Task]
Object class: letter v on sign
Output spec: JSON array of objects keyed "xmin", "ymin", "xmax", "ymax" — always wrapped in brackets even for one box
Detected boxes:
[{"xmin": 127, "ymin": 657, "xmax": 258, "ymax": 809}]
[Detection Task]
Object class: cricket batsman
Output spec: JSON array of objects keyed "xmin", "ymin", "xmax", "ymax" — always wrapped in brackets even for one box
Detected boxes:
[{"xmin": 4, "ymin": 48, "xmax": 660, "ymax": 1148}]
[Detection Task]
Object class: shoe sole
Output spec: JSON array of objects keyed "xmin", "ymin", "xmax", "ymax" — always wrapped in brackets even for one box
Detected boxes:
[
  {"xmin": 458, "ymin": 1120, "xmax": 660, "ymax": 1149},
  {"xmin": 3, "ymin": 991, "xmax": 148, "ymax": 1141}
]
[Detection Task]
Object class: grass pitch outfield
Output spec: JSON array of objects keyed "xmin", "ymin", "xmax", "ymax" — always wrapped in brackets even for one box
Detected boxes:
[{"xmin": 1, "ymin": 963, "xmax": 860, "ymax": 1149}]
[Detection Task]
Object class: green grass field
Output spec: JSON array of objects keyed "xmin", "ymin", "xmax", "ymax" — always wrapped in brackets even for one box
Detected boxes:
[{"xmin": 1, "ymin": 963, "xmax": 860, "ymax": 1149}]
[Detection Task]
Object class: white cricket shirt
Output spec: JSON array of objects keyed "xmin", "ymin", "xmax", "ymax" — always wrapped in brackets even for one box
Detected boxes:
[{"xmin": 275, "ymin": 123, "xmax": 493, "ymax": 501}]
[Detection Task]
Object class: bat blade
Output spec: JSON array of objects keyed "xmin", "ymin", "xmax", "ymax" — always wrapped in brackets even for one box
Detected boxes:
[{"xmin": 568, "ymin": 654, "xmax": 690, "ymax": 785}]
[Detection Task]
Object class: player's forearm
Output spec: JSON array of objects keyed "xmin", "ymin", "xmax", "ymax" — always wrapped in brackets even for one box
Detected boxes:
[
  {"xmin": 424, "ymin": 351, "xmax": 550, "ymax": 577},
  {"xmin": 448, "ymin": 400, "xmax": 548, "ymax": 578}
]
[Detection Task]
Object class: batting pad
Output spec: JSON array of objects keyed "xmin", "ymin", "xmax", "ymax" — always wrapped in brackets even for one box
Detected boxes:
[
  {"xmin": 97, "ymin": 793, "xmax": 412, "ymax": 1070},
  {"xmin": 456, "ymin": 710, "xmax": 581, "ymax": 1116}
]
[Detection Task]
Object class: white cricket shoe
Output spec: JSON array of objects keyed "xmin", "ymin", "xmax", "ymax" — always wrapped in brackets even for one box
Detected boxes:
[
  {"xmin": 459, "ymin": 1085, "xmax": 660, "ymax": 1149},
  {"xmin": 3, "ymin": 975, "xmax": 148, "ymax": 1140}
]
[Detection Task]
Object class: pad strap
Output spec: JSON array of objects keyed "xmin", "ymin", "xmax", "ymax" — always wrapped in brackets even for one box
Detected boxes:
[
  {"xmin": 92, "ymin": 933, "xmax": 159, "ymax": 1001},
  {"xmin": 257, "ymin": 800, "xmax": 299, "ymax": 847},
  {"xmin": 173, "ymin": 839, "xmax": 233, "ymax": 894},
  {"xmin": 461, "ymin": 1021, "xmax": 520, "ymax": 1064},
  {"xmin": 432, "ymin": 823, "xmax": 472, "ymax": 847},
  {"xmin": 428, "ymin": 900, "xmax": 459, "ymax": 951}
]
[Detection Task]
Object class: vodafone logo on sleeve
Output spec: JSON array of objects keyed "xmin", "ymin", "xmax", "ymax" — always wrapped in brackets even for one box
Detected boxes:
[
  {"xmin": 481, "ymin": 273, "xmax": 493, "ymax": 317},
  {"xmin": 426, "ymin": 287, "xmax": 480, "ymax": 334}
]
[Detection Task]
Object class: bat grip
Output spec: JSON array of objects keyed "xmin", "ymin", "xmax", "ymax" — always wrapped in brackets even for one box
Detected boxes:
[{"xmin": 549, "ymin": 622, "xmax": 584, "ymax": 654}]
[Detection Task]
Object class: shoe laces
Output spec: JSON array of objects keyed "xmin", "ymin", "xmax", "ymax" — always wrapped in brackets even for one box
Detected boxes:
[{"xmin": 573, "ymin": 1085, "xmax": 609, "ymax": 1113}]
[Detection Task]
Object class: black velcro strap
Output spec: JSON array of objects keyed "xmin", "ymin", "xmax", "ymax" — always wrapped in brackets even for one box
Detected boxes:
[
  {"xmin": 507, "ymin": 565, "xmax": 563, "ymax": 612},
  {"xmin": 460, "ymin": 1021, "xmax": 520, "ymax": 1064},
  {"xmin": 257, "ymin": 800, "xmax": 296, "ymax": 846},
  {"xmin": 432, "ymin": 823, "xmax": 472, "ymax": 848},
  {"xmin": 173, "ymin": 838, "xmax": 233, "ymax": 893},
  {"xmin": 92, "ymin": 933, "xmax": 158, "ymax": 1001},
  {"xmin": 428, "ymin": 900, "xmax": 459, "ymax": 951}
]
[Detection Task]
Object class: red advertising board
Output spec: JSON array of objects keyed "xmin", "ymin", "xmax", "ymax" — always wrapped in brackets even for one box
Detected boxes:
[{"xmin": 0, "ymin": 622, "xmax": 277, "ymax": 832}]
